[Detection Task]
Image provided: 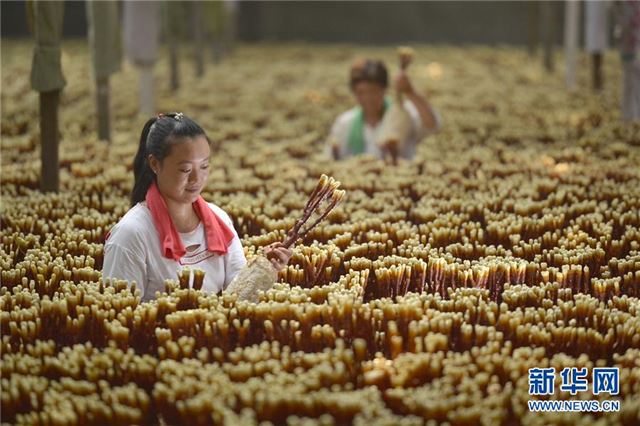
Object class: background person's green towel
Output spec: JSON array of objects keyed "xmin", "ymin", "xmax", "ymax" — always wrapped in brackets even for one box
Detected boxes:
[{"xmin": 347, "ymin": 98, "xmax": 391, "ymax": 155}]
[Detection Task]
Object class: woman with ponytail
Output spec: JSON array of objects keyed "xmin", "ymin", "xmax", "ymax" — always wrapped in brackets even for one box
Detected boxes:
[{"xmin": 103, "ymin": 113, "xmax": 292, "ymax": 301}]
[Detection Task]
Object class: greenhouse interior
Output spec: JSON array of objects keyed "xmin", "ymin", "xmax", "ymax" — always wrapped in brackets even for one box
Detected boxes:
[{"xmin": 1, "ymin": 1, "xmax": 639, "ymax": 425}]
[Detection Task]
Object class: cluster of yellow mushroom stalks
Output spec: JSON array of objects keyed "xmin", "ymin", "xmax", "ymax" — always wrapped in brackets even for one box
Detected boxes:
[
  {"xmin": 1, "ymin": 42, "xmax": 638, "ymax": 424},
  {"xmin": 225, "ymin": 175, "xmax": 345, "ymax": 302}
]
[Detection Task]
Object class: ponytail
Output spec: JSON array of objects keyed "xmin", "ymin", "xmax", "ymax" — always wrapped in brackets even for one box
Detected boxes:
[
  {"xmin": 130, "ymin": 117, "xmax": 158, "ymax": 206},
  {"xmin": 129, "ymin": 113, "xmax": 210, "ymax": 207}
]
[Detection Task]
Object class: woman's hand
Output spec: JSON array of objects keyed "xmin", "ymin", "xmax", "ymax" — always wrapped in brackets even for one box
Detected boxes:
[{"xmin": 264, "ymin": 242, "xmax": 293, "ymax": 271}]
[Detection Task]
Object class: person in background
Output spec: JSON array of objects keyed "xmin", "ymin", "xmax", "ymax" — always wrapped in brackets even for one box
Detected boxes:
[
  {"xmin": 326, "ymin": 58, "xmax": 441, "ymax": 160},
  {"xmin": 617, "ymin": 0, "xmax": 640, "ymax": 121}
]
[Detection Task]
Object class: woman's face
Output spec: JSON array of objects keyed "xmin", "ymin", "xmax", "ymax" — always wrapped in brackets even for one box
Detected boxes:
[
  {"xmin": 150, "ymin": 135, "xmax": 211, "ymax": 205},
  {"xmin": 352, "ymin": 81, "xmax": 386, "ymax": 117}
]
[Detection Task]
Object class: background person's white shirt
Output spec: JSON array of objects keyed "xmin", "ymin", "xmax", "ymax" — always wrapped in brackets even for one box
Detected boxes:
[
  {"xmin": 326, "ymin": 99, "xmax": 442, "ymax": 160},
  {"xmin": 102, "ymin": 201, "xmax": 246, "ymax": 302}
]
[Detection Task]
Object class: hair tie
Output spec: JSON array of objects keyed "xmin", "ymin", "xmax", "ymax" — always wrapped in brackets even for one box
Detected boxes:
[{"xmin": 156, "ymin": 112, "xmax": 183, "ymax": 122}]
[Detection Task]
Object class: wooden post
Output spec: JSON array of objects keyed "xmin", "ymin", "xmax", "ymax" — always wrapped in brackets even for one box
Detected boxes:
[
  {"xmin": 592, "ymin": 53, "xmax": 603, "ymax": 91},
  {"xmin": 193, "ymin": 1, "xmax": 204, "ymax": 78},
  {"xmin": 40, "ymin": 90, "xmax": 60, "ymax": 192},
  {"xmin": 585, "ymin": 0, "xmax": 609, "ymax": 92},
  {"xmin": 212, "ymin": 39, "xmax": 223, "ymax": 64},
  {"xmin": 123, "ymin": 1, "xmax": 159, "ymax": 115},
  {"xmin": 87, "ymin": 1, "xmax": 121, "ymax": 143},
  {"xmin": 223, "ymin": 0, "xmax": 238, "ymax": 56},
  {"xmin": 139, "ymin": 65, "xmax": 154, "ymax": 115},
  {"xmin": 169, "ymin": 36, "xmax": 179, "ymax": 91},
  {"xmin": 31, "ymin": 0, "xmax": 65, "ymax": 193},
  {"xmin": 541, "ymin": 1, "xmax": 555, "ymax": 73},
  {"xmin": 564, "ymin": 0, "xmax": 580, "ymax": 89},
  {"xmin": 527, "ymin": 1, "xmax": 539, "ymax": 57},
  {"xmin": 96, "ymin": 77, "xmax": 110, "ymax": 142}
]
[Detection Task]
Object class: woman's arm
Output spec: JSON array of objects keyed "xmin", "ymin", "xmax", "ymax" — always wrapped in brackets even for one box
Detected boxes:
[
  {"xmin": 396, "ymin": 73, "xmax": 441, "ymax": 131},
  {"xmin": 223, "ymin": 233, "xmax": 248, "ymax": 289}
]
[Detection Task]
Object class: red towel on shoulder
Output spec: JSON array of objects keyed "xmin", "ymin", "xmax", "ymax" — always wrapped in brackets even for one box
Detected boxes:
[{"xmin": 145, "ymin": 182, "xmax": 234, "ymax": 260}]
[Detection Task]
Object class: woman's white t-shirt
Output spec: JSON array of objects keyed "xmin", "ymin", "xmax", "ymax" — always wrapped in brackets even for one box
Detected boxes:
[
  {"xmin": 326, "ymin": 99, "xmax": 442, "ymax": 160},
  {"xmin": 102, "ymin": 201, "xmax": 246, "ymax": 302}
]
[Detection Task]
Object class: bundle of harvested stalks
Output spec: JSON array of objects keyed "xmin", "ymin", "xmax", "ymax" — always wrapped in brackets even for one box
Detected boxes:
[
  {"xmin": 378, "ymin": 46, "xmax": 415, "ymax": 164},
  {"xmin": 225, "ymin": 174, "xmax": 346, "ymax": 302}
]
